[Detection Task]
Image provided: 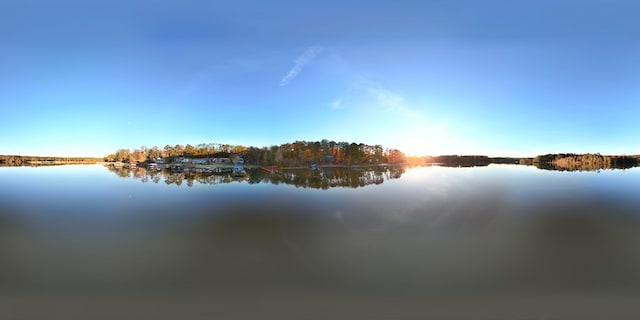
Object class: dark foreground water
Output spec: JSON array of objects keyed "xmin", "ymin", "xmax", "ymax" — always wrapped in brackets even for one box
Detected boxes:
[{"xmin": 2, "ymin": 164, "xmax": 640, "ymax": 319}]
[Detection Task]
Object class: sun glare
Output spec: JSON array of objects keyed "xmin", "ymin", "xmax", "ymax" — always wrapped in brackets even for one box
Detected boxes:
[{"xmin": 391, "ymin": 123, "xmax": 463, "ymax": 157}]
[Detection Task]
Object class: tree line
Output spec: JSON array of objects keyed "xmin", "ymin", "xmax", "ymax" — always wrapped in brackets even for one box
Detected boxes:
[
  {"xmin": 0, "ymin": 155, "xmax": 101, "ymax": 166},
  {"xmin": 104, "ymin": 139, "xmax": 406, "ymax": 166},
  {"xmin": 532, "ymin": 153, "xmax": 640, "ymax": 171}
]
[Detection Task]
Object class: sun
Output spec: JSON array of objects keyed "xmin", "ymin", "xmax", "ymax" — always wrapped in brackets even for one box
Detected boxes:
[{"xmin": 392, "ymin": 126, "xmax": 459, "ymax": 157}]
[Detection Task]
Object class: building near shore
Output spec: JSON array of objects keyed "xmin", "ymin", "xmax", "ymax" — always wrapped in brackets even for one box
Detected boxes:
[{"xmin": 212, "ymin": 157, "xmax": 231, "ymax": 164}]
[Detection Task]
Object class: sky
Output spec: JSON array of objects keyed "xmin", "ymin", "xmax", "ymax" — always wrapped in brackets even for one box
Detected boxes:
[{"xmin": 2, "ymin": 0, "xmax": 640, "ymax": 157}]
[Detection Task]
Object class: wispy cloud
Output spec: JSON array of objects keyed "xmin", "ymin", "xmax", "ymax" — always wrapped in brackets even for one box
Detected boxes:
[
  {"xmin": 280, "ymin": 46, "xmax": 323, "ymax": 86},
  {"xmin": 330, "ymin": 97, "xmax": 343, "ymax": 109},
  {"xmin": 366, "ymin": 86, "xmax": 417, "ymax": 116}
]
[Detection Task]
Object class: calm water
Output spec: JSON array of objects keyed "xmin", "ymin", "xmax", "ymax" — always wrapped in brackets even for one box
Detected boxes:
[{"xmin": 2, "ymin": 164, "xmax": 640, "ymax": 319}]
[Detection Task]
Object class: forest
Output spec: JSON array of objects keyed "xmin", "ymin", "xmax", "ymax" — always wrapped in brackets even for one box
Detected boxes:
[
  {"xmin": 104, "ymin": 139, "xmax": 406, "ymax": 167},
  {"xmin": 532, "ymin": 153, "xmax": 640, "ymax": 171},
  {"xmin": 0, "ymin": 155, "xmax": 100, "ymax": 166}
]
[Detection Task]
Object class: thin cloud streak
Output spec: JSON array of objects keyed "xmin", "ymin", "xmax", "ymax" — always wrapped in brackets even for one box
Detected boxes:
[
  {"xmin": 280, "ymin": 46, "xmax": 323, "ymax": 86},
  {"xmin": 330, "ymin": 98, "xmax": 343, "ymax": 109},
  {"xmin": 366, "ymin": 86, "xmax": 420, "ymax": 117}
]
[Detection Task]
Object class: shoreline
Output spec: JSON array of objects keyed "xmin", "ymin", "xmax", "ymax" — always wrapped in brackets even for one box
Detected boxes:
[{"xmin": 103, "ymin": 162, "xmax": 404, "ymax": 170}]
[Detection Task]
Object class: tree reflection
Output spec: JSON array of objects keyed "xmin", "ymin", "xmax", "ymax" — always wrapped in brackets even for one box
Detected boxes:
[
  {"xmin": 532, "ymin": 153, "xmax": 639, "ymax": 171},
  {"xmin": 104, "ymin": 165, "xmax": 405, "ymax": 189}
]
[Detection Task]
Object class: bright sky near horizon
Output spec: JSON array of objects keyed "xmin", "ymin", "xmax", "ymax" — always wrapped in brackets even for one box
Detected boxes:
[{"xmin": 2, "ymin": 0, "xmax": 640, "ymax": 157}]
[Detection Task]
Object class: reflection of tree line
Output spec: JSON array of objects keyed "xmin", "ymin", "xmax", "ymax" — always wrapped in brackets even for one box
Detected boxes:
[
  {"xmin": 417, "ymin": 154, "xmax": 640, "ymax": 171},
  {"xmin": 105, "ymin": 165, "xmax": 405, "ymax": 189},
  {"xmin": 251, "ymin": 166, "xmax": 405, "ymax": 189},
  {"xmin": 106, "ymin": 166, "xmax": 244, "ymax": 187},
  {"xmin": 421, "ymin": 155, "xmax": 520, "ymax": 167},
  {"xmin": 532, "ymin": 153, "xmax": 639, "ymax": 171},
  {"xmin": 0, "ymin": 155, "xmax": 100, "ymax": 166}
]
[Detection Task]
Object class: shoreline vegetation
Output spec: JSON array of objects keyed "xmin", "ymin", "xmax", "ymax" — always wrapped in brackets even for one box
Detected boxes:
[
  {"xmin": 1, "ymin": 139, "xmax": 639, "ymax": 172},
  {"xmin": 530, "ymin": 153, "xmax": 640, "ymax": 171},
  {"xmin": 0, "ymin": 155, "xmax": 101, "ymax": 166},
  {"xmin": 102, "ymin": 140, "xmax": 407, "ymax": 168}
]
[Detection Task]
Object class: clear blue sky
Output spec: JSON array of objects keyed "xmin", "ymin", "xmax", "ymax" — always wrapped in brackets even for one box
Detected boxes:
[{"xmin": 2, "ymin": 0, "xmax": 640, "ymax": 157}]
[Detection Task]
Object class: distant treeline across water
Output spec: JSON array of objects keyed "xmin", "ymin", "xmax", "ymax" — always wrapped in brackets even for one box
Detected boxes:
[
  {"xmin": 417, "ymin": 153, "xmax": 640, "ymax": 171},
  {"xmin": 0, "ymin": 155, "xmax": 101, "ymax": 166},
  {"xmin": 531, "ymin": 153, "xmax": 640, "ymax": 171},
  {"xmin": 407, "ymin": 153, "xmax": 640, "ymax": 171}
]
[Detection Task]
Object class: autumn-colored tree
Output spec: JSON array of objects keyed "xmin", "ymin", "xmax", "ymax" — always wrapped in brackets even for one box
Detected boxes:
[
  {"xmin": 174, "ymin": 144, "xmax": 185, "ymax": 157},
  {"xmin": 115, "ymin": 149, "xmax": 130, "ymax": 162},
  {"xmin": 105, "ymin": 139, "xmax": 414, "ymax": 167},
  {"xmin": 184, "ymin": 144, "xmax": 196, "ymax": 157},
  {"xmin": 147, "ymin": 146, "xmax": 161, "ymax": 160},
  {"xmin": 387, "ymin": 149, "xmax": 405, "ymax": 164}
]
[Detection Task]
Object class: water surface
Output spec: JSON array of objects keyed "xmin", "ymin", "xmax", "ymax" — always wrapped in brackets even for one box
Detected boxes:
[{"xmin": 1, "ymin": 164, "xmax": 640, "ymax": 319}]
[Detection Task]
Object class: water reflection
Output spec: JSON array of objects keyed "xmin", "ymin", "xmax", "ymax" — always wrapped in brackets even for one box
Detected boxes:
[
  {"xmin": 104, "ymin": 165, "xmax": 405, "ymax": 189},
  {"xmin": 3, "ymin": 165, "xmax": 640, "ymax": 319}
]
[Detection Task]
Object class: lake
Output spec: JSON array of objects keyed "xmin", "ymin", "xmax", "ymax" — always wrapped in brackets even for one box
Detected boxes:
[{"xmin": 1, "ymin": 164, "xmax": 640, "ymax": 319}]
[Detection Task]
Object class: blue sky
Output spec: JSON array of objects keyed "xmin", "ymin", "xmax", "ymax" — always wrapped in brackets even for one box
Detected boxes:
[{"xmin": 2, "ymin": 0, "xmax": 640, "ymax": 157}]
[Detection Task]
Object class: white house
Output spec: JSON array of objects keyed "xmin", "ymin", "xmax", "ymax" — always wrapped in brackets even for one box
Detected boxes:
[
  {"xmin": 212, "ymin": 158, "xmax": 231, "ymax": 163},
  {"xmin": 177, "ymin": 157, "xmax": 192, "ymax": 163}
]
